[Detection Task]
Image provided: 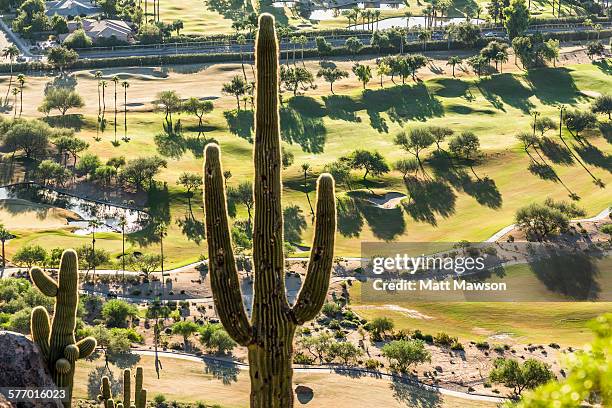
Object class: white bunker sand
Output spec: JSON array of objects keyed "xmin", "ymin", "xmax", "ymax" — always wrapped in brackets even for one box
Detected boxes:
[{"xmin": 365, "ymin": 192, "xmax": 407, "ymax": 209}]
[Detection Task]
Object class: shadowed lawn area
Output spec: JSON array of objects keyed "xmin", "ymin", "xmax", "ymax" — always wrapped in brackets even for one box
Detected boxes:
[{"xmin": 74, "ymin": 355, "xmax": 496, "ymax": 408}]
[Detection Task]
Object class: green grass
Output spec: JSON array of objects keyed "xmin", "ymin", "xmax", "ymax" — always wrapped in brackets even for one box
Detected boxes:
[
  {"xmin": 5, "ymin": 62, "xmax": 611, "ymax": 268},
  {"xmin": 350, "ymin": 261, "xmax": 612, "ymax": 346}
]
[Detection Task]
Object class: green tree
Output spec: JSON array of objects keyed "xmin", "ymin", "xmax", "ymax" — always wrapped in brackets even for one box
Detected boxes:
[
  {"xmin": 0, "ymin": 226, "xmax": 12, "ymax": 269},
  {"xmin": 564, "ymin": 109, "xmax": 597, "ymax": 138},
  {"xmin": 317, "ymin": 67, "xmax": 349, "ymax": 94},
  {"xmin": 183, "ymin": 97, "xmax": 214, "ymax": 130},
  {"xmin": 76, "ymin": 153, "xmax": 101, "ymax": 179},
  {"xmin": 3, "ymin": 119, "xmax": 50, "ymax": 159},
  {"xmin": 512, "ymin": 314, "xmax": 611, "ymax": 407},
  {"xmin": 449, "ymin": 131, "xmax": 482, "ymax": 177},
  {"xmin": 13, "ymin": 244, "xmax": 47, "ymax": 268},
  {"xmin": 329, "ymin": 341, "xmax": 363, "ymax": 365},
  {"xmin": 119, "ymin": 156, "xmax": 167, "ymax": 191},
  {"xmin": 591, "ymin": 94, "xmax": 612, "ymax": 120},
  {"xmin": 228, "ymin": 181, "xmax": 254, "ymax": 225},
  {"xmin": 394, "ymin": 127, "xmax": 434, "ymax": 174},
  {"xmin": 2, "ymin": 45, "xmax": 19, "ymax": 106},
  {"xmin": 382, "ymin": 339, "xmax": 431, "ymax": 372},
  {"xmin": 63, "ymin": 29, "xmax": 93, "ymax": 49},
  {"xmin": 446, "ymin": 56, "xmax": 462, "ymax": 77},
  {"xmin": 38, "ymin": 87, "xmax": 84, "ymax": 116},
  {"xmin": 343, "ymin": 149, "xmax": 390, "ymax": 181},
  {"xmin": 352, "ymin": 63, "xmax": 372, "ymax": 89},
  {"xmin": 155, "ymin": 90, "xmax": 181, "ymax": 131},
  {"xmin": 222, "ymin": 75, "xmax": 248, "ymax": 110},
  {"xmin": 297, "ymin": 332, "xmax": 333, "ymax": 364},
  {"xmin": 503, "ymin": 0, "xmax": 530, "ymax": 40},
  {"xmin": 102, "ymin": 299, "xmax": 138, "ymax": 328},
  {"xmin": 345, "ymin": 36, "xmax": 363, "ymax": 58},
  {"xmin": 366, "ymin": 316, "xmax": 395, "ymax": 339},
  {"xmin": 490, "ymin": 358, "xmax": 554, "ymax": 397},
  {"xmin": 46, "ymin": 46, "xmax": 79, "ymax": 72},
  {"xmin": 280, "ymin": 66, "xmax": 315, "ymax": 96},
  {"xmin": 171, "ymin": 321, "xmax": 200, "ymax": 351},
  {"xmin": 209, "ymin": 329, "xmax": 237, "ymax": 354},
  {"xmin": 515, "ymin": 203, "xmax": 570, "ymax": 239}
]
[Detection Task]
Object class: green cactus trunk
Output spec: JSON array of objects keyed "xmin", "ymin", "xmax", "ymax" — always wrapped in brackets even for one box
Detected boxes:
[
  {"xmin": 203, "ymin": 13, "xmax": 336, "ymax": 408},
  {"xmin": 98, "ymin": 367, "xmax": 146, "ymax": 408},
  {"xmin": 30, "ymin": 250, "xmax": 97, "ymax": 408}
]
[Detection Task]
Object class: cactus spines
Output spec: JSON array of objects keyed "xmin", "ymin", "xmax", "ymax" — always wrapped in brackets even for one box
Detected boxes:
[
  {"xmin": 29, "ymin": 249, "xmax": 97, "ymax": 408},
  {"xmin": 203, "ymin": 13, "xmax": 336, "ymax": 408}
]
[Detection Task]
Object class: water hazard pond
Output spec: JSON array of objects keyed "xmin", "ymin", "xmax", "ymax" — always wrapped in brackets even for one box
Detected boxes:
[{"xmin": 0, "ymin": 183, "xmax": 149, "ymax": 235}]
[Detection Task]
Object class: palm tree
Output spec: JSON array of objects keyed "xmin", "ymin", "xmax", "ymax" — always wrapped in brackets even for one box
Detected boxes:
[
  {"xmin": 2, "ymin": 45, "xmax": 19, "ymax": 106},
  {"xmin": 236, "ymin": 34, "xmax": 248, "ymax": 81},
  {"xmin": 112, "ymin": 76, "xmax": 119, "ymax": 143},
  {"xmin": 101, "ymin": 80, "xmax": 108, "ymax": 119},
  {"xmin": 121, "ymin": 81, "xmax": 129, "ymax": 140},
  {"xmin": 94, "ymin": 71, "xmax": 103, "ymax": 116},
  {"xmin": 374, "ymin": 10, "xmax": 381, "ymax": 30},
  {"xmin": 418, "ymin": 29, "xmax": 432, "ymax": 51},
  {"xmin": 404, "ymin": 11, "xmax": 412, "ymax": 30},
  {"xmin": 0, "ymin": 225, "xmax": 12, "ymax": 270},
  {"xmin": 88, "ymin": 219, "xmax": 102, "ymax": 284},
  {"xmin": 298, "ymin": 35, "xmax": 308, "ymax": 66},
  {"xmin": 11, "ymin": 87, "xmax": 19, "ymax": 118},
  {"xmin": 155, "ymin": 224, "xmax": 167, "ymax": 297},
  {"xmin": 447, "ymin": 56, "xmax": 462, "ymax": 77},
  {"xmin": 496, "ymin": 51, "xmax": 508, "ymax": 73},
  {"xmin": 476, "ymin": 5, "xmax": 483, "ymax": 19},
  {"xmin": 17, "ymin": 74, "xmax": 24, "ymax": 117}
]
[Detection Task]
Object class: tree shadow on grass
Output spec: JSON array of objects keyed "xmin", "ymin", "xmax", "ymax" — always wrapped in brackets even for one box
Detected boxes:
[
  {"xmin": 389, "ymin": 377, "xmax": 442, "ymax": 408},
  {"xmin": 280, "ymin": 97, "xmax": 327, "ymax": 153},
  {"xmin": 203, "ymin": 358, "xmax": 239, "ymax": 385},
  {"xmin": 362, "ymin": 83, "xmax": 444, "ymax": 126},
  {"xmin": 528, "ymin": 161, "xmax": 560, "ymax": 181},
  {"xmin": 432, "ymin": 77, "xmax": 471, "ymax": 99},
  {"xmin": 224, "ymin": 109, "xmax": 254, "ymax": 143},
  {"xmin": 87, "ymin": 366, "xmax": 121, "ymax": 399},
  {"xmin": 574, "ymin": 143, "xmax": 612, "ymax": 173},
  {"xmin": 337, "ymin": 196, "xmax": 364, "ymax": 238},
  {"xmin": 128, "ymin": 184, "xmax": 171, "ymax": 247},
  {"xmin": 540, "ymin": 137, "xmax": 574, "ymax": 165},
  {"xmin": 526, "ymin": 67, "xmax": 582, "ymax": 106},
  {"xmin": 283, "ymin": 204, "xmax": 307, "ymax": 244},
  {"xmin": 205, "ymin": 0, "xmax": 250, "ymax": 21},
  {"xmin": 43, "ymin": 114, "xmax": 85, "ymax": 131},
  {"xmin": 401, "ymin": 177, "xmax": 456, "ymax": 226},
  {"xmin": 527, "ymin": 246, "xmax": 602, "ymax": 300},
  {"xmin": 176, "ymin": 214, "xmax": 206, "ymax": 245},
  {"xmin": 593, "ymin": 59, "xmax": 612, "ymax": 75},
  {"xmin": 429, "ymin": 153, "xmax": 502, "ymax": 209},
  {"xmin": 477, "ymin": 74, "xmax": 535, "ymax": 113},
  {"xmin": 322, "ymin": 94, "xmax": 362, "ymax": 123}
]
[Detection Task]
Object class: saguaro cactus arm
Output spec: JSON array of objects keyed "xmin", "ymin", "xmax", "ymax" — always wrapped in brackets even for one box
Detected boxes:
[
  {"xmin": 30, "ymin": 267, "xmax": 58, "ymax": 296},
  {"xmin": 203, "ymin": 144, "xmax": 253, "ymax": 346},
  {"xmin": 76, "ymin": 337, "xmax": 96, "ymax": 359},
  {"xmin": 30, "ymin": 305, "xmax": 51, "ymax": 358},
  {"xmin": 292, "ymin": 174, "xmax": 336, "ymax": 324}
]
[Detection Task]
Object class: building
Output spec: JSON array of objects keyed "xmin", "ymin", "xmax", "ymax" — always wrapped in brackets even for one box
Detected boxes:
[
  {"xmin": 63, "ymin": 19, "xmax": 134, "ymax": 44},
  {"xmin": 45, "ymin": 0, "xmax": 101, "ymax": 17}
]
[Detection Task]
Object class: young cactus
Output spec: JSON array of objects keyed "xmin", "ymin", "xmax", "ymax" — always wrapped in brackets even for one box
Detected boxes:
[
  {"xmin": 203, "ymin": 13, "xmax": 336, "ymax": 408},
  {"xmin": 98, "ymin": 367, "xmax": 146, "ymax": 408},
  {"xmin": 30, "ymin": 249, "xmax": 97, "ymax": 408}
]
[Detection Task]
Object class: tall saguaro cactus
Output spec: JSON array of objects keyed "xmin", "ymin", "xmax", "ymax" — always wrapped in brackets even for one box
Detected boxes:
[
  {"xmin": 203, "ymin": 13, "xmax": 336, "ymax": 408},
  {"xmin": 30, "ymin": 249, "xmax": 97, "ymax": 408}
]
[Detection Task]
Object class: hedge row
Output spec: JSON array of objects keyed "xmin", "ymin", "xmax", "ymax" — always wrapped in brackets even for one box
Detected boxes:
[{"xmin": 0, "ymin": 30, "xmax": 608, "ymax": 73}]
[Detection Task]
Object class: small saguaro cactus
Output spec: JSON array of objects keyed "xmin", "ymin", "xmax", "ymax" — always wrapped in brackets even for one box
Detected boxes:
[
  {"xmin": 98, "ymin": 367, "xmax": 147, "ymax": 408},
  {"xmin": 203, "ymin": 13, "xmax": 336, "ymax": 408},
  {"xmin": 30, "ymin": 249, "xmax": 97, "ymax": 408}
]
